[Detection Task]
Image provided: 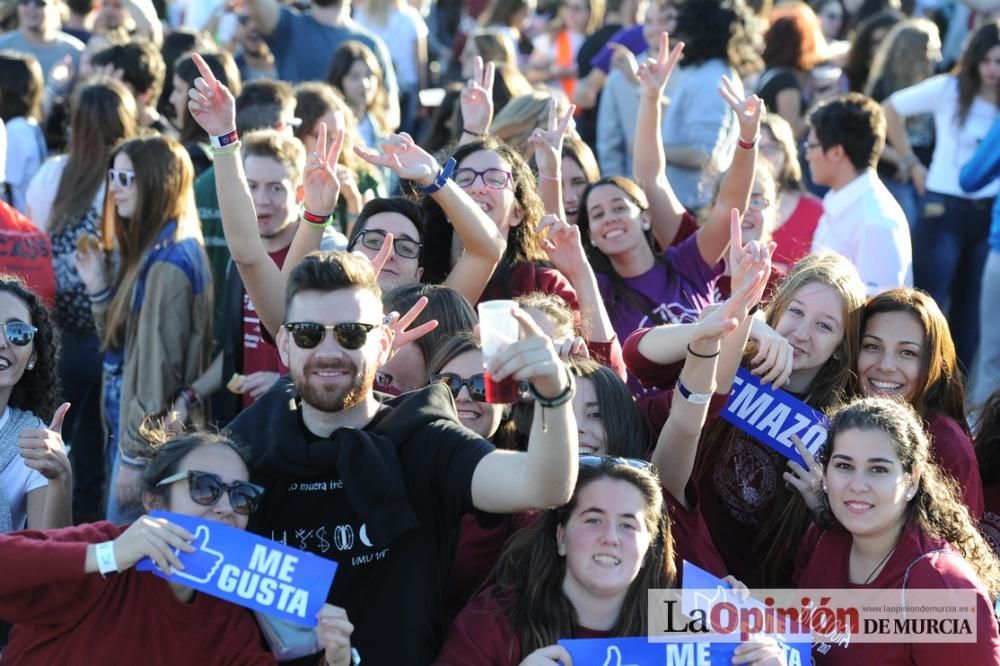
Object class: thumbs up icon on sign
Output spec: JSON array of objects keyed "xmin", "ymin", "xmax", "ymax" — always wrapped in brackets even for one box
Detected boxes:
[
  {"xmin": 171, "ymin": 525, "xmax": 224, "ymax": 584},
  {"xmin": 602, "ymin": 645, "xmax": 640, "ymax": 666}
]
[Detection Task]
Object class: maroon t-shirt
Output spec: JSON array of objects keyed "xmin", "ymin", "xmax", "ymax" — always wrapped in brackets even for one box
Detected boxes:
[
  {"xmin": 664, "ymin": 482, "xmax": 728, "ymax": 580},
  {"xmin": 797, "ymin": 522, "xmax": 1000, "ymax": 665},
  {"xmin": 435, "ymin": 587, "xmax": 613, "ymax": 666},
  {"xmin": 981, "ymin": 482, "xmax": 1000, "ymax": 559},
  {"xmin": 925, "ymin": 410, "xmax": 984, "ymax": 518},
  {"xmin": 240, "ymin": 245, "xmax": 290, "ymax": 407}
]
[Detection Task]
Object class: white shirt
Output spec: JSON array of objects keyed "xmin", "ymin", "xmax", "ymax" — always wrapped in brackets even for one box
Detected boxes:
[
  {"xmin": 0, "ymin": 408, "xmax": 47, "ymax": 532},
  {"xmin": 889, "ymin": 75, "xmax": 999, "ymax": 199},
  {"xmin": 812, "ymin": 169, "xmax": 913, "ymax": 296},
  {"xmin": 26, "ymin": 154, "xmax": 106, "ymax": 232},
  {"xmin": 354, "ymin": 6, "xmax": 428, "ymax": 89}
]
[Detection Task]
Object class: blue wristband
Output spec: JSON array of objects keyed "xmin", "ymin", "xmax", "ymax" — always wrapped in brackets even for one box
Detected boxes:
[{"xmin": 419, "ymin": 157, "xmax": 456, "ymax": 194}]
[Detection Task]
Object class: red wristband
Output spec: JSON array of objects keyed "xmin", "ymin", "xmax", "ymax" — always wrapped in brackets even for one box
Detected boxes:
[
  {"xmin": 302, "ymin": 209, "xmax": 330, "ymax": 225},
  {"xmin": 738, "ymin": 136, "xmax": 758, "ymax": 150}
]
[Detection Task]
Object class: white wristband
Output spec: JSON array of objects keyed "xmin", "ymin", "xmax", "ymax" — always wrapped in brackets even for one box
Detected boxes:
[{"xmin": 95, "ymin": 540, "xmax": 119, "ymax": 576}]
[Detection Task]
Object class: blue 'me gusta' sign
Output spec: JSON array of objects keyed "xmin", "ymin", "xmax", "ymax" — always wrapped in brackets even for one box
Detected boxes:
[
  {"xmin": 720, "ymin": 367, "xmax": 829, "ymax": 466},
  {"xmin": 136, "ymin": 510, "xmax": 337, "ymax": 626},
  {"xmin": 558, "ymin": 637, "xmax": 811, "ymax": 666}
]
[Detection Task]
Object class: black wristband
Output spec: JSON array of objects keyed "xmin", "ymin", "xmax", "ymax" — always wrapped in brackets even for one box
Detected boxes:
[
  {"xmin": 462, "ymin": 127, "xmax": 485, "ymax": 137},
  {"xmin": 529, "ymin": 365, "xmax": 575, "ymax": 407},
  {"xmin": 686, "ymin": 343, "xmax": 721, "ymax": 359}
]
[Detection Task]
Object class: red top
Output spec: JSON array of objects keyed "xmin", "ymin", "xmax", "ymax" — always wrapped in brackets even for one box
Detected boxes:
[
  {"xmin": 981, "ymin": 482, "xmax": 1000, "ymax": 559},
  {"xmin": 664, "ymin": 482, "xmax": 729, "ymax": 580},
  {"xmin": 924, "ymin": 411, "xmax": 984, "ymax": 518},
  {"xmin": 241, "ymin": 245, "xmax": 291, "ymax": 407},
  {"xmin": 435, "ymin": 587, "xmax": 613, "ymax": 666},
  {"xmin": 797, "ymin": 521, "xmax": 1000, "ymax": 665},
  {"xmin": 479, "ymin": 261, "xmax": 580, "ymax": 313},
  {"xmin": 445, "ymin": 511, "xmax": 539, "ymax": 624},
  {"xmin": 770, "ymin": 193, "xmax": 823, "ymax": 272},
  {"xmin": 0, "ymin": 522, "xmax": 276, "ymax": 665},
  {"xmin": 0, "ymin": 200, "xmax": 56, "ymax": 306}
]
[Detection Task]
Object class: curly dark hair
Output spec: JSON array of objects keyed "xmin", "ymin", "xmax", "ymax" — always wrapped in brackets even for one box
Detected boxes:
[
  {"xmin": 0, "ymin": 274, "xmax": 61, "ymax": 423},
  {"xmin": 673, "ymin": 0, "xmax": 762, "ymax": 78},
  {"xmin": 421, "ymin": 137, "xmax": 547, "ymax": 288}
]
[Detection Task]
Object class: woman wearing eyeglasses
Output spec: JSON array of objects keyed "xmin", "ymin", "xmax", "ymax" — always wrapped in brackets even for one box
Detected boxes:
[
  {"xmin": 0, "ymin": 275, "xmax": 72, "ymax": 532},
  {"xmin": 74, "ymin": 135, "xmax": 213, "ymax": 523},
  {"xmin": 0, "ymin": 429, "xmax": 358, "ymax": 665}
]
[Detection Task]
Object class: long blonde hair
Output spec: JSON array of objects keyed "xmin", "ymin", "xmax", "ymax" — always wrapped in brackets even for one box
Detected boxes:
[
  {"xmin": 826, "ymin": 396, "xmax": 1000, "ymax": 599},
  {"xmin": 101, "ymin": 136, "xmax": 202, "ymax": 350}
]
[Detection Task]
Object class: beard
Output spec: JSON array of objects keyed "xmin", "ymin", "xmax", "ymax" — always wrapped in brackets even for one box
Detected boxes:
[{"xmin": 292, "ymin": 356, "xmax": 375, "ymax": 413}]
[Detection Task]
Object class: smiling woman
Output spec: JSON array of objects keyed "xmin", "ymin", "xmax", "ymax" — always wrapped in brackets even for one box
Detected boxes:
[
  {"xmin": 796, "ymin": 396, "xmax": 1000, "ymax": 665},
  {"xmin": 856, "ymin": 288, "xmax": 983, "ymax": 517}
]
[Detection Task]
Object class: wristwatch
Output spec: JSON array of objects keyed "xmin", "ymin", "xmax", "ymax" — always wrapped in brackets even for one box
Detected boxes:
[{"xmin": 677, "ymin": 379, "xmax": 712, "ymax": 404}]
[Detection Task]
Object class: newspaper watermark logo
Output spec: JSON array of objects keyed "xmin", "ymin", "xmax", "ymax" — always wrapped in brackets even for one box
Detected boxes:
[{"xmin": 649, "ymin": 587, "xmax": 980, "ymax": 645}]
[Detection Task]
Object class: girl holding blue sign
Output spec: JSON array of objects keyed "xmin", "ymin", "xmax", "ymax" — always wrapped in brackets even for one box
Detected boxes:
[
  {"xmin": 0, "ymin": 429, "xmax": 357, "ymax": 665},
  {"xmin": 795, "ymin": 396, "xmax": 1000, "ymax": 664},
  {"xmin": 436, "ymin": 456, "xmax": 787, "ymax": 665},
  {"xmin": 693, "ymin": 253, "xmax": 866, "ymax": 588}
]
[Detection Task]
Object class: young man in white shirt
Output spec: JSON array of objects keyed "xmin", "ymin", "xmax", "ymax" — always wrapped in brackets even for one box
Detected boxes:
[{"xmin": 806, "ymin": 93, "xmax": 912, "ymax": 296}]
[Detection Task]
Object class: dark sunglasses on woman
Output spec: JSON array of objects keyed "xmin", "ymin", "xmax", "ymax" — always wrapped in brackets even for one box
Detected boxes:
[
  {"xmin": 430, "ymin": 372, "xmax": 529, "ymax": 402},
  {"xmin": 579, "ymin": 454, "xmax": 655, "ymax": 472},
  {"xmin": 156, "ymin": 470, "xmax": 265, "ymax": 515}
]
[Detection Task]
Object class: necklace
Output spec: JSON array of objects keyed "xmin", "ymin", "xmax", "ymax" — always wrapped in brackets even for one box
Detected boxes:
[{"xmin": 862, "ymin": 545, "xmax": 897, "ymax": 585}]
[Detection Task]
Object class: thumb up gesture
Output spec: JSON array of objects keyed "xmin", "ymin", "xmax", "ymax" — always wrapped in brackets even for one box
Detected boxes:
[{"xmin": 19, "ymin": 402, "xmax": 73, "ymax": 483}]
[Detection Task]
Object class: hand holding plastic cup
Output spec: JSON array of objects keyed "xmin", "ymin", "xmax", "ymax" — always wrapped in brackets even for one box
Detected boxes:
[{"xmin": 477, "ymin": 300, "xmax": 521, "ymax": 404}]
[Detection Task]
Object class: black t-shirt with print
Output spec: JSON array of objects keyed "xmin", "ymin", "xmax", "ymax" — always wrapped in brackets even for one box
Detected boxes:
[{"xmin": 229, "ymin": 379, "xmax": 495, "ymax": 665}]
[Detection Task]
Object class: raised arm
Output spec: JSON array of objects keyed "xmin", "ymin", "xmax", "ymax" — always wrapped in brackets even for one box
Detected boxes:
[
  {"xmin": 529, "ymin": 100, "xmax": 576, "ymax": 219},
  {"xmin": 471, "ymin": 310, "xmax": 578, "ymax": 511},
  {"xmin": 633, "ymin": 32, "xmax": 687, "ymax": 249},
  {"xmin": 538, "ymin": 214, "xmax": 615, "ymax": 344},
  {"xmin": 696, "ymin": 77, "xmax": 764, "ymax": 267},
  {"xmin": 458, "ymin": 58, "xmax": 494, "ymax": 147},
  {"xmin": 354, "ymin": 133, "xmax": 506, "ymax": 305},
  {"xmin": 655, "ymin": 222, "xmax": 771, "ymax": 503},
  {"xmin": 188, "ymin": 53, "xmax": 344, "ymax": 336}
]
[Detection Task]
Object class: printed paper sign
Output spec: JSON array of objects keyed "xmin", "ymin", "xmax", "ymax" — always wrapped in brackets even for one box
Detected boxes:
[
  {"xmin": 136, "ymin": 510, "xmax": 337, "ymax": 626},
  {"xmin": 720, "ymin": 367, "xmax": 829, "ymax": 466}
]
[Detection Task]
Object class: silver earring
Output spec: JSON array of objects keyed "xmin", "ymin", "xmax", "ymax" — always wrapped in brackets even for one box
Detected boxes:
[
  {"xmin": 26, "ymin": 363, "xmax": 34, "ymax": 371},
  {"xmin": 557, "ymin": 542, "xmax": 566, "ymax": 556}
]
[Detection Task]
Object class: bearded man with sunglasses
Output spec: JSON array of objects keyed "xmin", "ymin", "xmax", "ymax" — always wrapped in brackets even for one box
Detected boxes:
[{"xmin": 227, "ymin": 251, "xmax": 579, "ymax": 665}]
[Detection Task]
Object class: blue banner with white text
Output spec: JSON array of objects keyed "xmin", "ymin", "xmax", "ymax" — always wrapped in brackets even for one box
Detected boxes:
[
  {"xmin": 135, "ymin": 510, "xmax": 337, "ymax": 626},
  {"xmin": 720, "ymin": 367, "xmax": 829, "ymax": 466}
]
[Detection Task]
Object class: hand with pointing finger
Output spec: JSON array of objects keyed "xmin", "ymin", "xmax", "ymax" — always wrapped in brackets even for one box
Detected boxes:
[
  {"xmin": 186, "ymin": 52, "xmax": 237, "ymax": 137},
  {"xmin": 18, "ymin": 402, "xmax": 72, "ymax": 483}
]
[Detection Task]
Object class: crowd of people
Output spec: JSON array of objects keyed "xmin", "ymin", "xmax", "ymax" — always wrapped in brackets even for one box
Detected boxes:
[{"xmin": 1, "ymin": 0, "xmax": 999, "ymax": 664}]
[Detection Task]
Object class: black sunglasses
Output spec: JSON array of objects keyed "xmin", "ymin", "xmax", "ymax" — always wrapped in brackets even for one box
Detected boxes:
[
  {"xmin": 156, "ymin": 470, "xmax": 265, "ymax": 516},
  {"xmin": 431, "ymin": 372, "xmax": 489, "ymax": 402},
  {"xmin": 579, "ymin": 454, "xmax": 654, "ymax": 472},
  {"xmin": 1, "ymin": 321, "xmax": 36, "ymax": 347},
  {"xmin": 284, "ymin": 322, "xmax": 377, "ymax": 350},
  {"xmin": 351, "ymin": 229, "xmax": 422, "ymax": 259}
]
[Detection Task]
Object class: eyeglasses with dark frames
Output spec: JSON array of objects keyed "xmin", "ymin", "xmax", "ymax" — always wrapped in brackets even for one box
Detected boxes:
[
  {"xmin": 453, "ymin": 167, "xmax": 513, "ymax": 190},
  {"xmin": 350, "ymin": 229, "xmax": 422, "ymax": 259}
]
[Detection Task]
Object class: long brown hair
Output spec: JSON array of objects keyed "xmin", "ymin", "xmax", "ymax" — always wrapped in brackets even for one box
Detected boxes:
[
  {"xmin": 492, "ymin": 459, "xmax": 674, "ymax": 658},
  {"xmin": 48, "ymin": 79, "xmax": 138, "ymax": 236},
  {"xmin": 326, "ymin": 40, "xmax": 391, "ymax": 136},
  {"xmin": 101, "ymin": 136, "xmax": 202, "ymax": 350},
  {"xmin": 861, "ymin": 288, "xmax": 966, "ymax": 427},
  {"xmin": 955, "ymin": 21, "xmax": 1000, "ymax": 127},
  {"xmin": 826, "ymin": 396, "xmax": 1000, "ymax": 599},
  {"xmin": 696, "ymin": 253, "xmax": 866, "ymax": 586}
]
